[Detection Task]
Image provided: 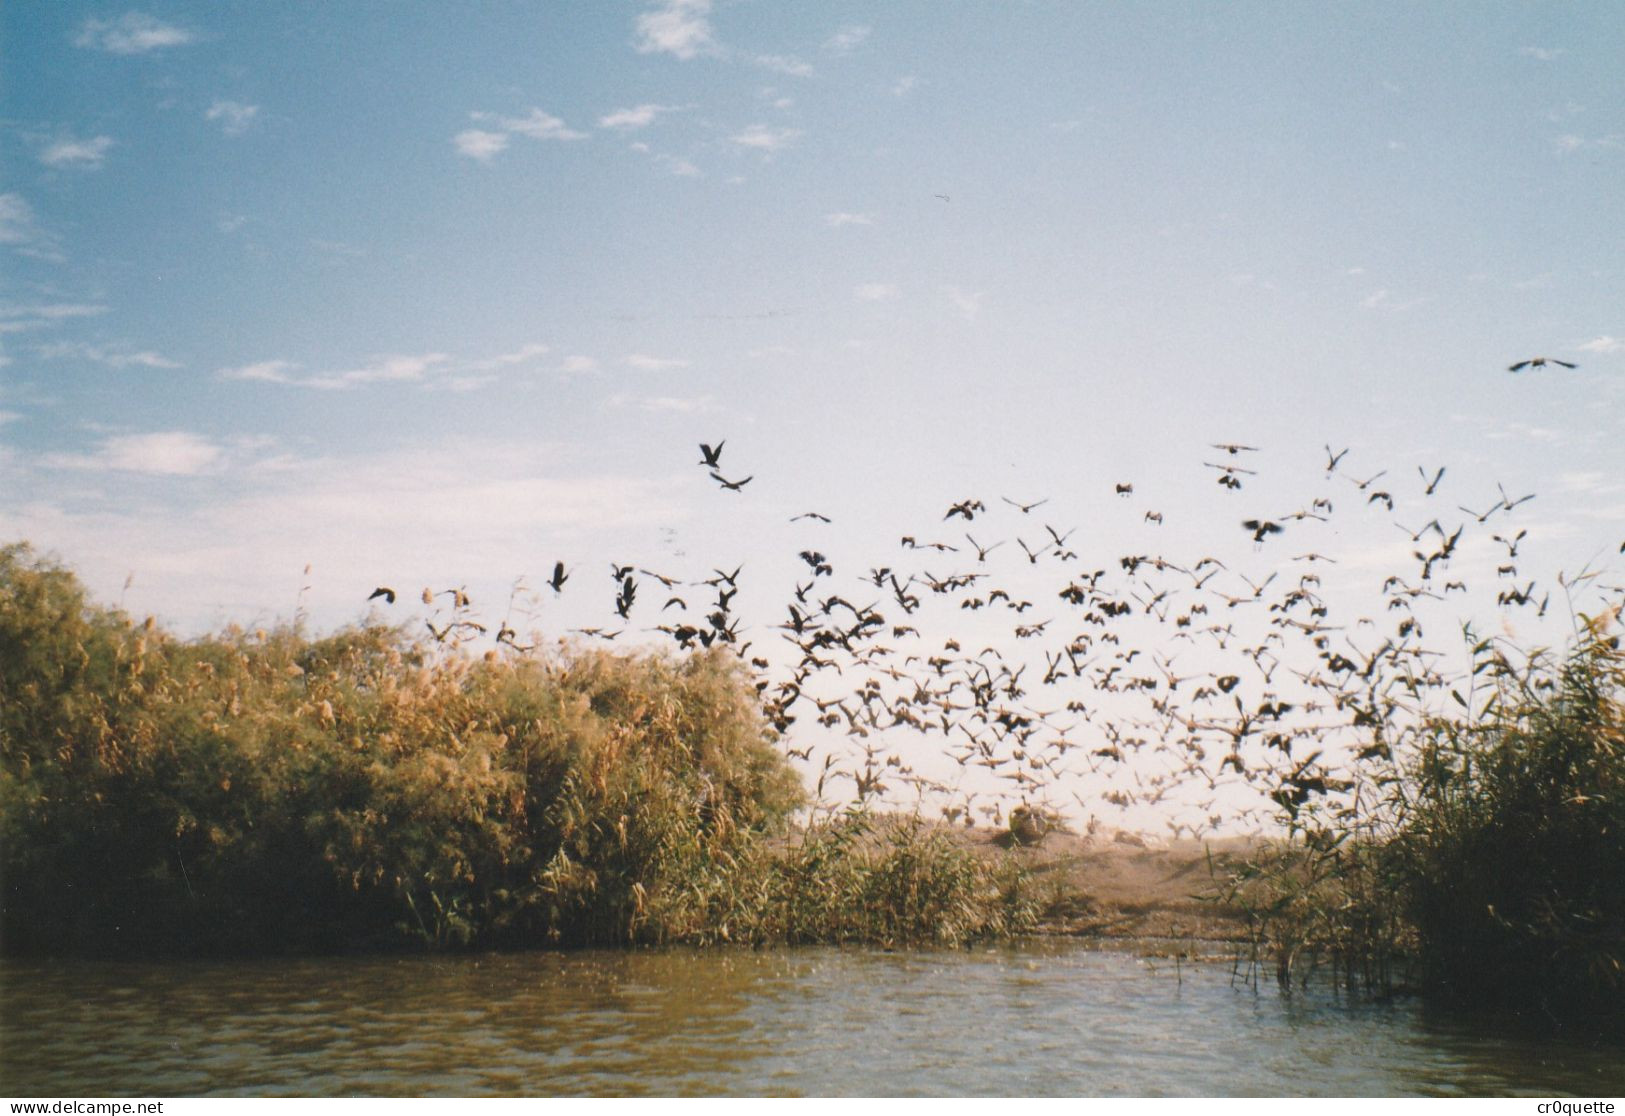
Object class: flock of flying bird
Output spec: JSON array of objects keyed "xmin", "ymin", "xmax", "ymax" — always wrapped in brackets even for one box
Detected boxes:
[{"xmin": 367, "ymin": 357, "xmax": 1622, "ymax": 837}]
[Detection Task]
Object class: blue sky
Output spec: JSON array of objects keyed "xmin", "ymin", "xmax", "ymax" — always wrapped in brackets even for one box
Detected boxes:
[{"xmin": 4, "ymin": 2, "xmax": 1623, "ymax": 825}]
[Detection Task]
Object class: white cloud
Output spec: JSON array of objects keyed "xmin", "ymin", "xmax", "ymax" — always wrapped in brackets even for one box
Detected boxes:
[
  {"xmin": 0, "ymin": 302, "xmax": 109, "ymax": 329},
  {"xmin": 634, "ymin": 0, "xmax": 717, "ymax": 60},
  {"xmin": 35, "ymin": 341, "xmax": 181, "ymax": 369},
  {"xmin": 308, "ymin": 353, "xmax": 449, "ymax": 389},
  {"xmin": 752, "ymin": 54, "xmax": 814, "ymax": 77},
  {"xmin": 219, "ymin": 359, "xmax": 300, "ymax": 384},
  {"xmin": 560, "ymin": 355, "xmax": 600, "ymax": 375},
  {"xmin": 1, "ymin": 440, "xmax": 690, "ymax": 635},
  {"xmin": 599, "ymin": 104, "xmax": 674, "ymax": 130},
  {"xmin": 74, "ymin": 12, "xmax": 195, "ymax": 54},
  {"xmin": 459, "ymin": 109, "xmax": 586, "ymax": 160},
  {"xmin": 482, "ymin": 108, "xmax": 587, "ymax": 141},
  {"xmin": 47, "ymin": 431, "xmax": 225, "ymax": 476},
  {"xmin": 40, "ymin": 135, "xmax": 114, "ymax": 169},
  {"xmin": 944, "ymin": 286, "xmax": 983, "ymax": 322},
  {"xmin": 824, "ymin": 24, "xmax": 871, "ymax": 54},
  {"xmin": 892, "ymin": 75, "xmax": 917, "ymax": 97},
  {"xmin": 656, "ymin": 154, "xmax": 701, "ymax": 177},
  {"xmin": 0, "ymin": 193, "xmax": 65, "ymax": 261},
  {"xmin": 1576, "ymin": 336, "xmax": 1623, "ymax": 354},
  {"xmin": 824, "ymin": 212, "xmax": 873, "ymax": 227},
  {"xmin": 731, "ymin": 124, "xmax": 799, "ymax": 152},
  {"xmin": 206, "ymin": 100, "xmax": 260, "ymax": 136},
  {"xmin": 1519, "ymin": 46, "xmax": 1564, "ymax": 61},
  {"xmin": 454, "ymin": 129, "xmax": 509, "ymax": 161},
  {"xmin": 854, "ymin": 283, "xmax": 897, "ymax": 302},
  {"xmin": 221, "ymin": 348, "xmax": 548, "ymax": 389},
  {"xmin": 467, "ymin": 343, "xmax": 550, "ymax": 370},
  {"xmin": 0, "ymin": 410, "xmax": 20, "ymax": 425},
  {"xmin": 626, "ymin": 353, "xmax": 691, "ymax": 371},
  {"xmin": 606, "ymin": 392, "xmax": 714, "ymax": 414}
]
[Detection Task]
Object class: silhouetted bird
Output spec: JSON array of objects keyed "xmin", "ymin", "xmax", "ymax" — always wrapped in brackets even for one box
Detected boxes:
[
  {"xmin": 367, "ymin": 587, "xmax": 396, "ymax": 604},
  {"xmin": 1243, "ymin": 519, "xmax": 1284, "ymax": 542},
  {"xmin": 699, "ymin": 441, "xmax": 725, "ymax": 466},
  {"xmin": 710, "ymin": 471, "xmax": 753, "ymax": 491},
  {"xmin": 1508, "ymin": 357, "xmax": 1576, "ymax": 372},
  {"xmin": 549, "ymin": 562, "xmax": 569, "ymax": 594}
]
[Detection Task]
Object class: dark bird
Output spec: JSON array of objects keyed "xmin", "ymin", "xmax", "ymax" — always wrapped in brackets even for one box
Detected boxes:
[
  {"xmin": 1508, "ymin": 357, "xmax": 1576, "ymax": 372},
  {"xmin": 1325, "ymin": 445, "xmax": 1349, "ymax": 473},
  {"xmin": 548, "ymin": 562, "xmax": 569, "ymax": 594},
  {"xmin": 367, "ymin": 587, "xmax": 396, "ymax": 604},
  {"xmin": 1001, "ymin": 496, "xmax": 1049, "ymax": 514},
  {"xmin": 710, "ymin": 471, "xmax": 753, "ymax": 491},
  {"xmin": 1211, "ymin": 443, "xmax": 1259, "ymax": 455},
  {"xmin": 698, "ymin": 441, "xmax": 725, "ymax": 466},
  {"xmin": 1418, "ymin": 466, "xmax": 1446, "ymax": 495},
  {"xmin": 1243, "ymin": 519, "xmax": 1284, "ymax": 542},
  {"xmin": 1115, "ymin": 483, "xmax": 1133, "ymax": 497},
  {"xmin": 792, "ymin": 512, "xmax": 832, "ymax": 523}
]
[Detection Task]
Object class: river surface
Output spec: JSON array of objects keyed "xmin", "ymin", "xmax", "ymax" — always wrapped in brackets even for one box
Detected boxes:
[{"xmin": 2, "ymin": 941, "xmax": 1621, "ymax": 1097}]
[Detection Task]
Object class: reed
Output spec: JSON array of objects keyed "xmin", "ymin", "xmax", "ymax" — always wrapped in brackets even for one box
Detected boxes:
[
  {"xmin": 1211, "ymin": 609, "xmax": 1623, "ymax": 1023},
  {"xmin": 0, "ymin": 543, "xmax": 1028, "ymax": 954}
]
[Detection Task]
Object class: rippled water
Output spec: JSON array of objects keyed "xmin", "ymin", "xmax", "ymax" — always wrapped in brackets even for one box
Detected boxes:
[{"xmin": 3, "ymin": 942, "xmax": 1621, "ymax": 1097}]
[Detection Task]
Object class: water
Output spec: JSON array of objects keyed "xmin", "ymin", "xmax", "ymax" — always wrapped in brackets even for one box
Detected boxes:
[{"xmin": 3, "ymin": 942, "xmax": 1621, "ymax": 1097}]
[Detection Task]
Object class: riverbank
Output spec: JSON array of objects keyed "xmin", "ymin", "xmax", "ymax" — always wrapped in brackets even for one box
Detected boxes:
[{"xmin": 948, "ymin": 825, "xmax": 1255, "ymax": 945}]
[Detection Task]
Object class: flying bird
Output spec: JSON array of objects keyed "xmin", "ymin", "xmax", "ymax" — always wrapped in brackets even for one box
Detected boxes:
[
  {"xmin": 1243, "ymin": 519, "xmax": 1284, "ymax": 542},
  {"xmin": 1508, "ymin": 357, "xmax": 1576, "ymax": 372},
  {"xmin": 367, "ymin": 587, "xmax": 396, "ymax": 604},
  {"xmin": 698, "ymin": 441, "xmax": 725, "ymax": 466},
  {"xmin": 710, "ymin": 471, "xmax": 753, "ymax": 491},
  {"xmin": 548, "ymin": 562, "xmax": 569, "ymax": 594}
]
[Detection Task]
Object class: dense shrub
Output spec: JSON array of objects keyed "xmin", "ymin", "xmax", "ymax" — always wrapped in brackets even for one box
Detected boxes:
[
  {"xmin": 1393, "ymin": 615, "xmax": 1624, "ymax": 1020},
  {"xmin": 1, "ymin": 543, "xmax": 1026, "ymax": 955}
]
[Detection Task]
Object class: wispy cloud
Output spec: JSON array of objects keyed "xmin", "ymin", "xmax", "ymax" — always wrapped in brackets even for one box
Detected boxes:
[
  {"xmin": 466, "ymin": 343, "xmax": 550, "ymax": 370},
  {"xmin": 45, "ymin": 431, "xmax": 225, "ymax": 476},
  {"xmin": 752, "ymin": 54, "xmax": 813, "ymax": 78},
  {"xmin": 559, "ymin": 355, "xmax": 600, "ymax": 375},
  {"xmin": 218, "ymin": 359, "xmax": 300, "ymax": 384},
  {"xmin": 219, "ymin": 346, "xmax": 549, "ymax": 389},
  {"xmin": 0, "ymin": 302, "xmax": 109, "ymax": 330},
  {"xmin": 607, "ymin": 392, "xmax": 715, "ymax": 414},
  {"xmin": 599, "ymin": 104, "xmax": 675, "ymax": 130},
  {"xmin": 824, "ymin": 24, "xmax": 871, "ymax": 54},
  {"xmin": 892, "ymin": 75, "xmax": 917, "ymax": 97},
  {"xmin": 35, "ymin": 341, "xmax": 181, "ymax": 369},
  {"xmin": 1576, "ymin": 335, "xmax": 1623, "ymax": 354},
  {"xmin": 824, "ymin": 212, "xmax": 873, "ymax": 228},
  {"xmin": 479, "ymin": 108, "xmax": 587, "ymax": 141},
  {"xmin": 454, "ymin": 129, "xmax": 509, "ymax": 161},
  {"xmin": 626, "ymin": 353, "xmax": 691, "ymax": 371},
  {"xmin": 731, "ymin": 124, "xmax": 799, "ymax": 152},
  {"xmin": 0, "ymin": 193, "xmax": 65, "ymax": 262},
  {"xmin": 458, "ymin": 109, "xmax": 586, "ymax": 160},
  {"xmin": 206, "ymin": 100, "xmax": 260, "ymax": 137},
  {"xmin": 1519, "ymin": 46, "xmax": 1565, "ymax": 61},
  {"xmin": 944, "ymin": 286, "xmax": 983, "ymax": 322},
  {"xmin": 854, "ymin": 283, "xmax": 897, "ymax": 302},
  {"xmin": 40, "ymin": 135, "xmax": 114, "ymax": 169},
  {"xmin": 634, "ymin": 0, "xmax": 717, "ymax": 60},
  {"xmin": 74, "ymin": 12, "xmax": 195, "ymax": 54}
]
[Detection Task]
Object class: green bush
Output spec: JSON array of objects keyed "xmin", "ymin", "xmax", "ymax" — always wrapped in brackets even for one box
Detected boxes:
[
  {"xmin": 0, "ymin": 543, "xmax": 1026, "ymax": 955},
  {"xmin": 1393, "ymin": 615, "xmax": 1624, "ymax": 1019}
]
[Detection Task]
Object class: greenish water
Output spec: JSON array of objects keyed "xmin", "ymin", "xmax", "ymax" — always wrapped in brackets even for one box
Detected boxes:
[{"xmin": 2, "ymin": 942, "xmax": 1620, "ymax": 1097}]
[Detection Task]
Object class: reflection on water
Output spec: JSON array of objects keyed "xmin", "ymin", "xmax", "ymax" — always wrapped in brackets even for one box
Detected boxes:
[{"xmin": 2, "ymin": 941, "xmax": 1621, "ymax": 1097}]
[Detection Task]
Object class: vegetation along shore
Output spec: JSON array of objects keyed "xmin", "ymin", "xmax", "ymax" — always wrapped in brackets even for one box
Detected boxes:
[{"xmin": 2, "ymin": 540, "xmax": 1621, "ymax": 1030}]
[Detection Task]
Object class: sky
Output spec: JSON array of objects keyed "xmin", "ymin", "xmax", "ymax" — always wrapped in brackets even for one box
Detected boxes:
[{"xmin": 3, "ymin": 2, "xmax": 1623, "ymax": 827}]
